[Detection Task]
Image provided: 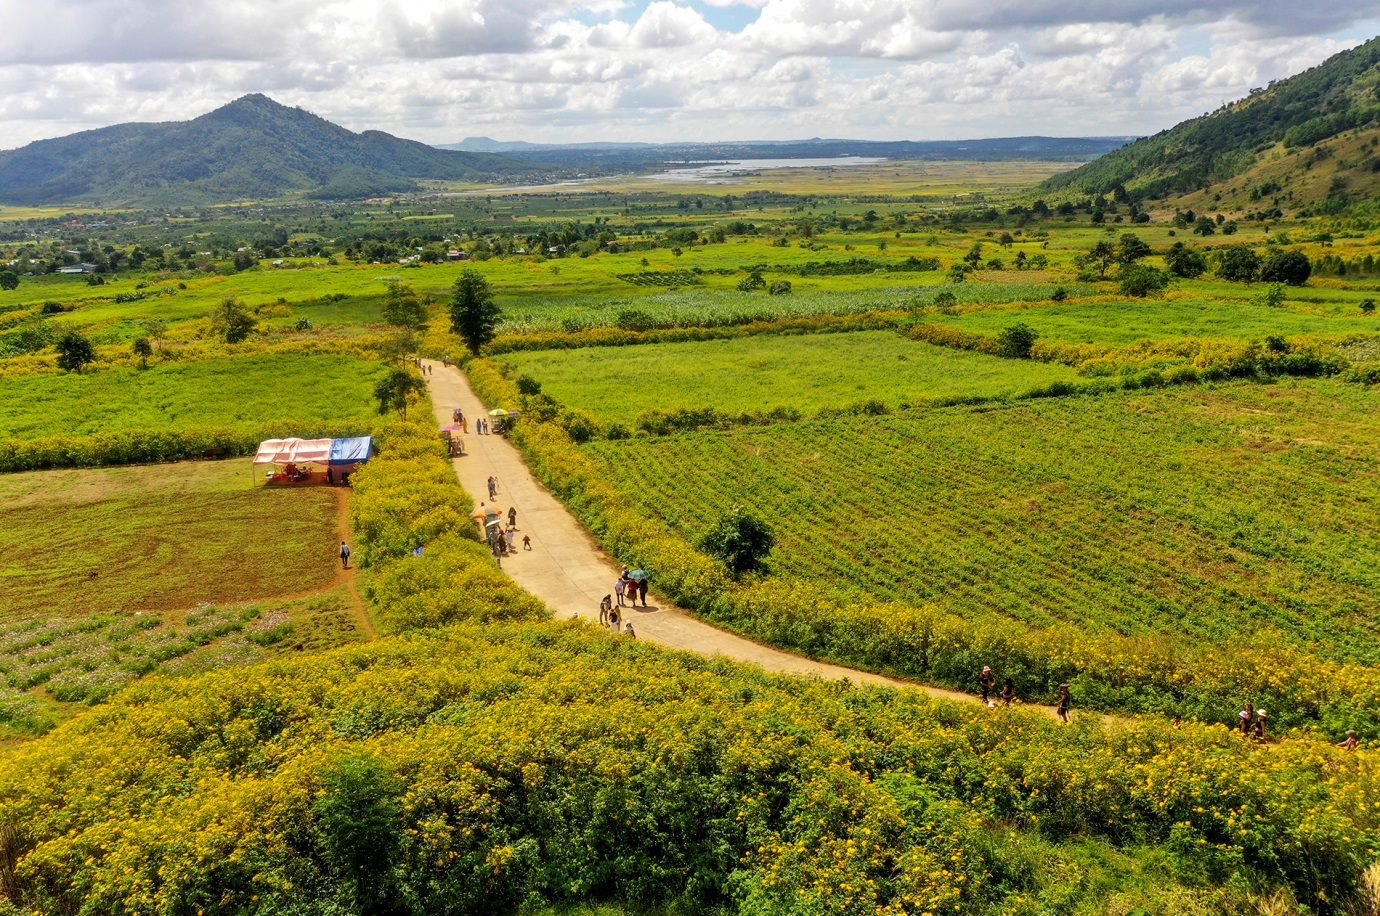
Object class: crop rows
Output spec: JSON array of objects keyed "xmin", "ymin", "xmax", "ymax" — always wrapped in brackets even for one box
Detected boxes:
[
  {"xmin": 614, "ymin": 270, "xmax": 703, "ymax": 287},
  {"xmin": 497, "ymin": 282, "xmax": 1089, "ymax": 334},
  {"xmin": 587, "ymin": 380, "xmax": 1380, "ymax": 662}
]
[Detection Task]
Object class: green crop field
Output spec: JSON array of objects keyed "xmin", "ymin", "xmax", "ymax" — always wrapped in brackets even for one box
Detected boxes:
[
  {"xmin": 0, "ymin": 353, "xmax": 385, "ymax": 439},
  {"xmin": 504, "ymin": 331, "xmax": 1084, "ymax": 423},
  {"xmin": 929, "ymin": 296, "xmax": 1380, "ymax": 345},
  {"xmin": 585, "ymin": 379, "xmax": 1380, "ymax": 662},
  {"xmin": 0, "ymin": 460, "xmax": 343, "ymax": 619}
]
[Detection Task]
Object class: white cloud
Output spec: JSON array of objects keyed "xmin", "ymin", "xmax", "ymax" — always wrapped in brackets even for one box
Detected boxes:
[{"xmin": 0, "ymin": 0, "xmax": 1372, "ymax": 147}]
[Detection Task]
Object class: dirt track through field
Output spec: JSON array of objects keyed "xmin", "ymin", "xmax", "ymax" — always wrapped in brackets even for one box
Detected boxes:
[{"xmin": 424, "ymin": 360, "xmax": 1059, "ymax": 714}]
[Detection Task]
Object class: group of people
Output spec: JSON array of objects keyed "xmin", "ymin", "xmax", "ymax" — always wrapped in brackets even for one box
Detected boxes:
[
  {"xmin": 978, "ymin": 666, "xmax": 1072, "ymax": 721},
  {"xmin": 1237, "ymin": 702, "xmax": 1269, "ymax": 741},
  {"xmin": 598, "ymin": 595, "xmax": 637, "ymax": 638},
  {"xmin": 486, "ymin": 505, "xmax": 530, "ymax": 558},
  {"xmin": 413, "ymin": 358, "xmax": 434, "ymax": 376},
  {"xmin": 613, "ymin": 569, "xmax": 649, "ymax": 608}
]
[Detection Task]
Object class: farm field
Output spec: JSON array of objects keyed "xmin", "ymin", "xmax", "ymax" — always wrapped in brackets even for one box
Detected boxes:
[
  {"xmin": 585, "ymin": 379, "xmax": 1380, "ymax": 662},
  {"xmin": 928, "ymin": 295, "xmax": 1380, "ymax": 346},
  {"xmin": 503, "ymin": 331, "xmax": 1084, "ymax": 423},
  {"xmin": 0, "ymin": 460, "xmax": 343, "ymax": 619},
  {"xmin": 0, "ymin": 353, "xmax": 385, "ymax": 438},
  {"xmin": 0, "ymin": 587, "xmax": 362, "ymax": 736}
]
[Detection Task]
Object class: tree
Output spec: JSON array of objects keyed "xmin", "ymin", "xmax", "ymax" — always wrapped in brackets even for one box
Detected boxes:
[
  {"xmin": 1116, "ymin": 233, "xmax": 1151, "ymax": 264},
  {"xmin": 1193, "ymin": 216, "xmax": 1217, "ymax": 236},
  {"xmin": 140, "ymin": 318, "xmax": 167, "ymax": 350},
  {"xmin": 996, "ymin": 324, "xmax": 1038, "ymax": 358},
  {"xmin": 312, "ymin": 754, "xmax": 401, "ymax": 914},
  {"xmin": 736, "ymin": 271, "xmax": 766, "ymax": 292},
  {"xmin": 998, "ymin": 232, "xmax": 1014, "ymax": 249},
  {"xmin": 132, "ymin": 336, "xmax": 153, "ymax": 369},
  {"xmin": 946, "ymin": 263, "xmax": 971, "ymax": 284},
  {"xmin": 1118, "ymin": 263, "xmax": 1170, "ymax": 297},
  {"xmin": 1164, "ymin": 242, "xmax": 1207, "ymax": 279},
  {"xmin": 381, "ymin": 280, "xmax": 427, "ymax": 328},
  {"xmin": 1361, "ymin": 298, "xmax": 1376, "ymax": 314},
  {"xmin": 1215, "ymin": 246, "xmax": 1261, "ymax": 283},
  {"xmin": 0, "ymin": 270, "xmax": 18, "ymax": 290},
  {"xmin": 449, "ymin": 269, "xmax": 500, "ymax": 355},
  {"xmin": 210, "ymin": 297, "xmax": 256, "ymax": 343},
  {"xmin": 1259, "ymin": 249, "xmax": 1312, "ymax": 286},
  {"xmin": 373, "ymin": 368, "xmax": 427, "ymax": 419},
  {"xmin": 963, "ymin": 243, "xmax": 984, "ymax": 268},
  {"xmin": 1085, "ymin": 240, "xmax": 1116, "ymax": 278},
  {"xmin": 55, "ymin": 329, "xmax": 95, "ymax": 372},
  {"xmin": 377, "ymin": 329, "xmax": 419, "ymax": 368},
  {"xmin": 698, "ymin": 505, "xmax": 776, "ymax": 576}
]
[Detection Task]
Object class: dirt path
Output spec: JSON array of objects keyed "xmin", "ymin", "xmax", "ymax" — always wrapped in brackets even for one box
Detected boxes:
[
  {"xmin": 422, "ymin": 360, "xmax": 1023, "ymax": 708},
  {"xmin": 333, "ymin": 490, "xmax": 374, "ymax": 640}
]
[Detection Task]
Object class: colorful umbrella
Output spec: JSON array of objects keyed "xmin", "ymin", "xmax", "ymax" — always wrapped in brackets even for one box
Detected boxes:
[
  {"xmin": 470, "ymin": 505, "xmax": 500, "ymax": 521},
  {"xmin": 488, "ymin": 408, "xmax": 509, "ymax": 417},
  {"xmin": 441, "ymin": 424, "xmax": 464, "ymax": 432}
]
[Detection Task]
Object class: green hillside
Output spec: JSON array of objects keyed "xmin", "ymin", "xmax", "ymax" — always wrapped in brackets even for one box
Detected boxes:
[
  {"xmin": 1042, "ymin": 36, "xmax": 1380, "ymax": 204},
  {"xmin": 0, "ymin": 94, "xmax": 548, "ymax": 206}
]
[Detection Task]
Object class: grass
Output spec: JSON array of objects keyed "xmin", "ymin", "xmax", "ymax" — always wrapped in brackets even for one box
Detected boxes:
[
  {"xmin": 585, "ymin": 379, "xmax": 1380, "ymax": 662},
  {"xmin": 0, "ymin": 460, "xmax": 343, "ymax": 619},
  {"xmin": 929, "ymin": 295, "xmax": 1380, "ymax": 345},
  {"xmin": 503, "ymin": 331, "xmax": 1085, "ymax": 424},
  {"xmin": 0, "ymin": 352, "xmax": 385, "ymax": 438}
]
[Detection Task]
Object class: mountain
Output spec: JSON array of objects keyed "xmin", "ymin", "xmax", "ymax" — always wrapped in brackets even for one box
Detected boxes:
[
  {"xmin": 439, "ymin": 136, "xmax": 1134, "ymax": 169},
  {"xmin": 0, "ymin": 95, "xmax": 549, "ymax": 206},
  {"xmin": 1042, "ymin": 36, "xmax": 1380, "ymax": 212}
]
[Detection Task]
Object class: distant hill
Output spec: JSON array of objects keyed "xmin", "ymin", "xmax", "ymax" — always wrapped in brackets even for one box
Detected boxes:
[
  {"xmin": 0, "ymin": 95, "xmax": 549, "ymax": 206},
  {"xmin": 1042, "ymin": 36, "xmax": 1380, "ymax": 212},
  {"xmin": 440, "ymin": 136, "xmax": 1135, "ymax": 168}
]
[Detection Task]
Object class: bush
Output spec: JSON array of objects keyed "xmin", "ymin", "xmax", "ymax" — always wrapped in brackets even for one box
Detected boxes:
[
  {"xmin": 995, "ymin": 324, "xmax": 1039, "ymax": 359},
  {"xmin": 768, "ymin": 280, "xmax": 792, "ymax": 295},
  {"xmin": 1117, "ymin": 263, "xmax": 1170, "ymax": 297},
  {"xmin": 1359, "ymin": 298, "xmax": 1375, "ymax": 314},
  {"xmin": 1260, "ymin": 248, "xmax": 1312, "ymax": 285},
  {"xmin": 698, "ymin": 505, "xmax": 776, "ymax": 575}
]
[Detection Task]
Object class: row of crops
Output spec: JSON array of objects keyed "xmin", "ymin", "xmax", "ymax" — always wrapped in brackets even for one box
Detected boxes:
[{"xmin": 586, "ymin": 380, "xmax": 1380, "ymax": 663}]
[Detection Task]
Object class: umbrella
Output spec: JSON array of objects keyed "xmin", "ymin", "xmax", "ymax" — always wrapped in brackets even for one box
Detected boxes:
[
  {"xmin": 470, "ymin": 505, "xmax": 500, "ymax": 521},
  {"xmin": 440, "ymin": 424, "xmax": 464, "ymax": 432},
  {"xmin": 628, "ymin": 569, "xmax": 649, "ymax": 581},
  {"xmin": 488, "ymin": 408, "xmax": 509, "ymax": 418}
]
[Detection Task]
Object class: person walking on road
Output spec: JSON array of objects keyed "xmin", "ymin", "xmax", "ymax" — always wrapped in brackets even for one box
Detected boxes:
[
  {"xmin": 599, "ymin": 595, "xmax": 612, "ymax": 626},
  {"xmin": 979, "ymin": 666, "xmax": 995, "ymax": 704},
  {"xmin": 1056, "ymin": 684, "xmax": 1072, "ymax": 723},
  {"xmin": 522, "ymin": 534, "xmax": 531, "ymax": 551},
  {"xmin": 508, "ymin": 507, "xmax": 517, "ymax": 528},
  {"xmin": 339, "ymin": 541, "xmax": 351, "ymax": 569},
  {"xmin": 488, "ymin": 476, "xmax": 498, "ymax": 499},
  {"xmin": 638, "ymin": 577, "xmax": 649, "ymax": 607},
  {"xmin": 615, "ymin": 577, "xmax": 627, "ymax": 607}
]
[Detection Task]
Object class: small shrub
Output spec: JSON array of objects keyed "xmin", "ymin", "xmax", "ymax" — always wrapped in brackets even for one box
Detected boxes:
[{"xmin": 995, "ymin": 324, "xmax": 1039, "ymax": 359}]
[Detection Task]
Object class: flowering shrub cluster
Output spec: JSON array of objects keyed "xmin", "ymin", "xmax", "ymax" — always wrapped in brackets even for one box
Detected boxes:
[
  {"xmin": 0, "ymin": 420, "xmax": 372, "ymax": 473},
  {"xmin": 0, "ymin": 623, "xmax": 1373, "ymax": 914},
  {"xmin": 348, "ymin": 420, "xmax": 547, "ymax": 632}
]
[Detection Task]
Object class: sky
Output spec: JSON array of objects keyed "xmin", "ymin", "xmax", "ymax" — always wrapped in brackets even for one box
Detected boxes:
[{"xmin": 0, "ymin": 0, "xmax": 1377, "ymax": 148}]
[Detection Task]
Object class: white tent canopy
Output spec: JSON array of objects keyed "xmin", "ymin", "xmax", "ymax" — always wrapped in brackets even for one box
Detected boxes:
[{"xmin": 253, "ymin": 438, "xmax": 334, "ymax": 466}]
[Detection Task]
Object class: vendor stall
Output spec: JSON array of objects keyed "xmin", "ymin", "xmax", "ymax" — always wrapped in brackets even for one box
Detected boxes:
[
  {"xmin": 253, "ymin": 438, "xmax": 334, "ymax": 485},
  {"xmin": 327, "ymin": 436, "xmax": 374, "ymax": 483}
]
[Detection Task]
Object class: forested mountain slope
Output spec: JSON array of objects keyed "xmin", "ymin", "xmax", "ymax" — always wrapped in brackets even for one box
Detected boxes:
[
  {"xmin": 0, "ymin": 95, "xmax": 545, "ymax": 206},
  {"xmin": 1042, "ymin": 36, "xmax": 1380, "ymax": 210}
]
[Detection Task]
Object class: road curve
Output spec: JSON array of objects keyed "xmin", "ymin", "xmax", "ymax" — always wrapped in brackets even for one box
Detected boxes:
[{"xmin": 424, "ymin": 360, "xmax": 1002, "ymax": 704}]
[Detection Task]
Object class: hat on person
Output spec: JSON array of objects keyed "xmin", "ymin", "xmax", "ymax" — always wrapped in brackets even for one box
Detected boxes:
[
  {"xmin": 1347, "ymin": 729, "xmax": 1357, "ymax": 735},
  {"xmin": 982, "ymin": 666, "xmax": 991, "ymax": 673},
  {"xmin": 1256, "ymin": 709, "xmax": 1267, "ymax": 717}
]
